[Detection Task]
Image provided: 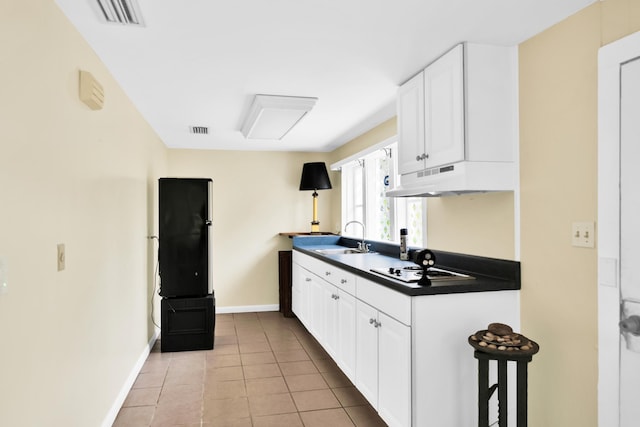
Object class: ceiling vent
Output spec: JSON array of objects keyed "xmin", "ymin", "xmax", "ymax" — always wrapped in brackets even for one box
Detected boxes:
[
  {"xmin": 241, "ymin": 95, "xmax": 318, "ymax": 140},
  {"xmin": 190, "ymin": 126, "xmax": 209, "ymax": 135},
  {"xmin": 93, "ymin": 0, "xmax": 145, "ymax": 26}
]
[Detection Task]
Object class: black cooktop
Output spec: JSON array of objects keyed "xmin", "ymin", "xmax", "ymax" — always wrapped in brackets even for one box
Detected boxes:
[{"xmin": 370, "ymin": 266, "xmax": 475, "ymax": 284}]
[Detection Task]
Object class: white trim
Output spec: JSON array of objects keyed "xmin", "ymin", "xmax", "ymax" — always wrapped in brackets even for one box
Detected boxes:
[
  {"xmin": 330, "ymin": 135, "xmax": 397, "ymax": 171},
  {"xmin": 598, "ymin": 29, "xmax": 640, "ymax": 427},
  {"xmin": 216, "ymin": 304, "xmax": 280, "ymax": 314},
  {"xmin": 512, "ymin": 48, "xmax": 521, "ymax": 261},
  {"xmin": 101, "ymin": 328, "xmax": 160, "ymax": 427}
]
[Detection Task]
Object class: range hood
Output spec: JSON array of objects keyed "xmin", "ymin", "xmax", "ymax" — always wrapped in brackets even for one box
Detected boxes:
[{"xmin": 386, "ymin": 161, "xmax": 515, "ymax": 197}]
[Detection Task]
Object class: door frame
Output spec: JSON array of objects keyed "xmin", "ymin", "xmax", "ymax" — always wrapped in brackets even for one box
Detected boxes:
[{"xmin": 598, "ymin": 30, "xmax": 640, "ymax": 427}]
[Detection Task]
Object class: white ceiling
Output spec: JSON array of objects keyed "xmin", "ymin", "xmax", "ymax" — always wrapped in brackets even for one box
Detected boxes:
[{"xmin": 54, "ymin": 0, "xmax": 595, "ymax": 152}]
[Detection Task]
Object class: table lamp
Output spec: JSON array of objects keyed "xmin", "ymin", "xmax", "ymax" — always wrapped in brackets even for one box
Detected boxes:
[{"xmin": 299, "ymin": 162, "xmax": 332, "ymax": 233}]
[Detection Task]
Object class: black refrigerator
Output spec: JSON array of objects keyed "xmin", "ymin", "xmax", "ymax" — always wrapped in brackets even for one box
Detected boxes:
[{"xmin": 159, "ymin": 178, "xmax": 215, "ymax": 352}]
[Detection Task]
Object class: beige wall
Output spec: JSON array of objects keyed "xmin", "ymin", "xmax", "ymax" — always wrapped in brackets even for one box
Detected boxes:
[
  {"xmin": 167, "ymin": 150, "xmax": 332, "ymax": 308},
  {"xmin": 519, "ymin": 1, "xmax": 640, "ymax": 425},
  {"xmin": 0, "ymin": 1, "xmax": 167, "ymax": 425},
  {"xmin": 329, "ymin": 118, "xmax": 398, "ymax": 162},
  {"xmin": 426, "ymin": 192, "xmax": 514, "ymax": 259}
]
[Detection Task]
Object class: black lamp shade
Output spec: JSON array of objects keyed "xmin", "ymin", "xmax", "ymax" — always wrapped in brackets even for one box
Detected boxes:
[{"xmin": 299, "ymin": 162, "xmax": 332, "ymax": 191}]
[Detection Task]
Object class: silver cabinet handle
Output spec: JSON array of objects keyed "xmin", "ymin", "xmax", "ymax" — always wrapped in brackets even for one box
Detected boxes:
[
  {"xmin": 325, "ymin": 271, "xmax": 331, "ymax": 276},
  {"xmin": 376, "ymin": 320, "xmax": 381, "ymax": 328},
  {"xmin": 335, "ymin": 294, "xmax": 340, "ymax": 300},
  {"xmin": 369, "ymin": 318, "xmax": 376, "ymax": 325},
  {"xmin": 415, "ymin": 155, "xmax": 421, "ymax": 161},
  {"xmin": 340, "ymin": 279, "xmax": 347, "ymax": 284}
]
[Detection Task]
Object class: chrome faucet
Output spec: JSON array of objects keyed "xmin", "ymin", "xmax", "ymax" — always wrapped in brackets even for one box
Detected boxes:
[{"xmin": 344, "ymin": 220, "xmax": 370, "ymax": 253}]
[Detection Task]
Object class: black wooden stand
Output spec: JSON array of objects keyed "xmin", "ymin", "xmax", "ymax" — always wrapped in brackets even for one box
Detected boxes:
[{"xmin": 474, "ymin": 350, "xmax": 533, "ymax": 427}]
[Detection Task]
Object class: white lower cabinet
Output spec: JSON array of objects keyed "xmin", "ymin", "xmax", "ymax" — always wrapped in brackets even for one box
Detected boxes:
[
  {"xmin": 356, "ymin": 300, "xmax": 411, "ymax": 427},
  {"xmin": 292, "ymin": 250, "xmax": 520, "ymax": 427},
  {"xmin": 294, "ymin": 251, "xmax": 411, "ymax": 426},
  {"xmin": 291, "ymin": 263, "xmax": 307, "ymax": 326},
  {"xmin": 335, "ymin": 290, "xmax": 356, "ymax": 381},
  {"xmin": 355, "ymin": 300, "xmax": 380, "ymax": 406},
  {"xmin": 307, "ymin": 274, "xmax": 325, "ymax": 339},
  {"xmin": 323, "ymin": 285, "xmax": 357, "ymax": 380},
  {"xmin": 323, "ymin": 283, "xmax": 339, "ymax": 358},
  {"xmin": 292, "ymin": 253, "xmax": 357, "ymax": 382},
  {"xmin": 377, "ymin": 311, "xmax": 411, "ymax": 427}
]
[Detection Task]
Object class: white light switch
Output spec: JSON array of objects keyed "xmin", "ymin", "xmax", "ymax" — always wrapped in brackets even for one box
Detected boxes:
[{"xmin": 572, "ymin": 221, "xmax": 595, "ymax": 248}]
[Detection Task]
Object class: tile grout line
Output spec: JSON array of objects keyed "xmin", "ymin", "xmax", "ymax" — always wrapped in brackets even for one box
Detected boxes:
[{"xmin": 114, "ymin": 312, "xmax": 384, "ymax": 426}]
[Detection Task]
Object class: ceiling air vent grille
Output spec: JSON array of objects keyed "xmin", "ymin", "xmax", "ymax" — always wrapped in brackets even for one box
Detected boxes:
[
  {"xmin": 190, "ymin": 126, "xmax": 209, "ymax": 135},
  {"xmin": 95, "ymin": 0, "xmax": 145, "ymax": 26}
]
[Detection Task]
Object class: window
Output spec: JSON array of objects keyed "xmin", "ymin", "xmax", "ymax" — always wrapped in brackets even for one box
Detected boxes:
[{"xmin": 338, "ymin": 140, "xmax": 426, "ymax": 247}]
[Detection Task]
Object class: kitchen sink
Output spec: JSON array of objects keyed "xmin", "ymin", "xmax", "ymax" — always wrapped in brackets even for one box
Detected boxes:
[{"xmin": 314, "ymin": 248, "xmax": 375, "ymax": 255}]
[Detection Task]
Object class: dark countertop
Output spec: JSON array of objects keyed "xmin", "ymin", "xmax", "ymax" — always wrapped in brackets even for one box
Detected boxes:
[{"xmin": 292, "ymin": 235, "xmax": 520, "ymax": 297}]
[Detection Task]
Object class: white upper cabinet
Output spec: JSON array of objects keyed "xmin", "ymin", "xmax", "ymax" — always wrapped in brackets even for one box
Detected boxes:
[
  {"xmin": 397, "ymin": 72, "xmax": 426, "ymax": 175},
  {"xmin": 396, "ymin": 43, "xmax": 517, "ymax": 178},
  {"xmin": 423, "ymin": 44, "xmax": 464, "ymax": 170}
]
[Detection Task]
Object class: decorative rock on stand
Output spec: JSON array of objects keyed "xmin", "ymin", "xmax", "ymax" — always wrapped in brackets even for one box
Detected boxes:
[{"xmin": 468, "ymin": 323, "xmax": 540, "ymax": 427}]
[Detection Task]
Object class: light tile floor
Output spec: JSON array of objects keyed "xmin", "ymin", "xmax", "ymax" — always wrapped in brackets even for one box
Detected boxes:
[{"xmin": 113, "ymin": 311, "xmax": 388, "ymax": 427}]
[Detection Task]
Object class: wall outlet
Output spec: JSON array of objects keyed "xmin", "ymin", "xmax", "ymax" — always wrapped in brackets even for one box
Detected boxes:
[
  {"xmin": 572, "ymin": 222, "xmax": 595, "ymax": 248},
  {"xmin": 57, "ymin": 244, "xmax": 66, "ymax": 271}
]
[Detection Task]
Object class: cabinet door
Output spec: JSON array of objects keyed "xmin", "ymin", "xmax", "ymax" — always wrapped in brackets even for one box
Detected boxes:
[
  {"xmin": 397, "ymin": 72, "xmax": 426, "ymax": 175},
  {"xmin": 307, "ymin": 275, "xmax": 326, "ymax": 341},
  {"xmin": 336, "ymin": 290, "xmax": 357, "ymax": 382},
  {"xmin": 377, "ymin": 312, "xmax": 412, "ymax": 427},
  {"xmin": 323, "ymin": 284, "xmax": 339, "ymax": 359},
  {"xmin": 423, "ymin": 43, "xmax": 465, "ymax": 169},
  {"xmin": 292, "ymin": 264, "xmax": 309, "ymax": 327},
  {"xmin": 355, "ymin": 300, "xmax": 379, "ymax": 408}
]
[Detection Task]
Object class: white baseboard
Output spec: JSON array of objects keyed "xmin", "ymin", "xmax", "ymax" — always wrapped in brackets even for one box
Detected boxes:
[
  {"xmin": 216, "ymin": 304, "xmax": 279, "ymax": 314},
  {"xmin": 101, "ymin": 328, "xmax": 160, "ymax": 427}
]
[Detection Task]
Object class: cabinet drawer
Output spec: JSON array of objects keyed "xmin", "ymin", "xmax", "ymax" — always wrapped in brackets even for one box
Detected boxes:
[
  {"xmin": 293, "ymin": 250, "xmax": 321, "ymax": 271},
  {"xmin": 293, "ymin": 250, "xmax": 356, "ymax": 295},
  {"xmin": 323, "ymin": 264, "xmax": 356, "ymax": 295},
  {"xmin": 357, "ymin": 278, "xmax": 411, "ymax": 326}
]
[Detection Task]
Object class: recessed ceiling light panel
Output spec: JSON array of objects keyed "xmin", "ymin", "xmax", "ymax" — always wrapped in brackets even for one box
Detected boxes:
[{"xmin": 241, "ymin": 95, "xmax": 318, "ymax": 140}]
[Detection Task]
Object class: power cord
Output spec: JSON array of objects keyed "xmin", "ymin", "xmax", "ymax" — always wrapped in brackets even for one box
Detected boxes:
[{"xmin": 148, "ymin": 235, "xmax": 161, "ymax": 329}]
